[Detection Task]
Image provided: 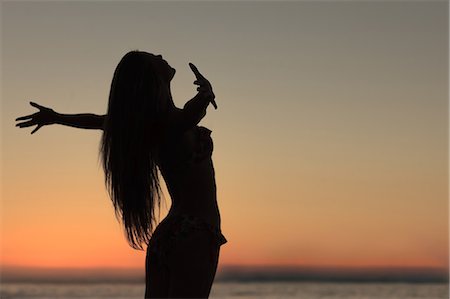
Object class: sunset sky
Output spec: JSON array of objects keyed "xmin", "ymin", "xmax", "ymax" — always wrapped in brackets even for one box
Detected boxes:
[{"xmin": 1, "ymin": 1, "xmax": 448, "ymax": 274}]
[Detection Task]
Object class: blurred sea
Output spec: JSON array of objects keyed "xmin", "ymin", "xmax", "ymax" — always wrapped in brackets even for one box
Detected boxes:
[{"xmin": 1, "ymin": 282, "xmax": 448, "ymax": 299}]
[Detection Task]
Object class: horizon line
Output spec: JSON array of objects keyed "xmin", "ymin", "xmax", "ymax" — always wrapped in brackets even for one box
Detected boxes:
[
  {"xmin": 2, "ymin": 264, "xmax": 448, "ymax": 284},
  {"xmin": 2, "ymin": 264, "xmax": 448, "ymax": 270}
]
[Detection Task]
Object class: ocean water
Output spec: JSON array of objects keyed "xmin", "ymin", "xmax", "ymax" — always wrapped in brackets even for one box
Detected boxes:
[{"xmin": 0, "ymin": 282, "xmax": 448, "ymax": 299}]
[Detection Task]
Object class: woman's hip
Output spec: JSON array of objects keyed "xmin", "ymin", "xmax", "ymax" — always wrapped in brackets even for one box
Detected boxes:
[{"xmin": 146, "ymin": 214, "xmax": 226, "ymax": 269}]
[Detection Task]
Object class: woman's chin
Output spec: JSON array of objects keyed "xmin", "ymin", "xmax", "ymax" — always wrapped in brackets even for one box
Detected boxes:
[{"xmin": 170, "ymin": 68, "xmax": 176, "ymax": 79}]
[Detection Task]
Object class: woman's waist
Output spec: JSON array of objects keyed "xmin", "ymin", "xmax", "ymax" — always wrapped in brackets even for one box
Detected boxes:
[
  {"xmin": 167, "ymin": 181, "xmax": 217, "ymax": 209},
  {"xmin": 166, "ymin": 204, "xmax": 221, "ymax": 229},
  {"xmin": 160, "ymin": 158, "xmax": 216, "ymax": 185}
]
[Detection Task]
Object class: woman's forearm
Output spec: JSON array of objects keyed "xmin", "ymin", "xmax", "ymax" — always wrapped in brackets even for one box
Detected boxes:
[
  {"xmin": 181, "ymin": 93, "xmax": 210, "ymax": 127},
  {"xmin": 55, "ymin": 113, "xmax": 105, "ymax": 130}
]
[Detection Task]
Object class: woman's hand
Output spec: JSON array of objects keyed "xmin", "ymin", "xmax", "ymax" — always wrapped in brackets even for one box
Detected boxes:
[
  {"xmin": 189, "ymin": 63, "xmax": 217, "ymax": 109},
  {"xmin": 15, "ymin": 101, "xmax": 57, "ymax": 134}
]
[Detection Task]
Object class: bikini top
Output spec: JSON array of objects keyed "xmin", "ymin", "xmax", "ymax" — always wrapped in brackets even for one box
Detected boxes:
[
  {"xmin": 158, "ymin": 125, "xmax": 213, "ymax": 171},
  {"xmin": 190, "ymin": 126, "xmax": 213, "ymax": 163}
]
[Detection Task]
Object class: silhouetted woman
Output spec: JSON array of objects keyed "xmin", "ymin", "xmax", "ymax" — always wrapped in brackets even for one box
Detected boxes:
[{"xmin": 16, "ymin": 51, "xmax": 227, "ymax": 298}]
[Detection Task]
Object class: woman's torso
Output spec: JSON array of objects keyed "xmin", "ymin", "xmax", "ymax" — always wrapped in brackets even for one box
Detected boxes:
[{"xmin": 157, "ymin": 124, "xmax": 221, "ymax": 228}]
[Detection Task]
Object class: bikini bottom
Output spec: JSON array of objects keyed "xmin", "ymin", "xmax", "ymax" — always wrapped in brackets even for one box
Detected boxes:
[{"xmin": 146, "ymin": 214, "xmax": 227, "ymax": 269}]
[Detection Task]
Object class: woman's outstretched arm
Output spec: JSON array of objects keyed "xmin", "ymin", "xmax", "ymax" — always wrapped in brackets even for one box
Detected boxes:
[{"xmin": 16, "ymin": 102, "xmax": 105, "ymax": 134}]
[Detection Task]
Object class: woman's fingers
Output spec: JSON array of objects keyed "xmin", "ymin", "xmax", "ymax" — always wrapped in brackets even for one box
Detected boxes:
[
  {"xmin": 15, "ymin": 101, "xmax": 53, "ymax": 133},
  {"xmin": 30, "ymin": 101, "xmax": 45, "ymax": 110},
  {"xmin": 194, "ymin": 78, "xmax": 213, "ymax": 93},
  {"xmin": 189, "ymin": 62, "xmax": 217, "ymax": 109},
  {"xmin": 190, "ymin": 63, "xmax": 211, "ymax": 88},
  {"xmin": 31, "ymin": 124, "xmax": 42, "ymax": 134},
  {"xmin": 197, "ymin": 90, "xmax": 217, "ymax": 109},
  {"xmin": 194, "ymin": 80, "xmax": 212, "ymax": 91},
  {"xmin": 189, "ymin": 63, "xmax": 205, "ymax": 80},
  {"xmin": 16, "ymin": 113, "xmax": 36, "ymax": 121},
  {"xmin": 16, "ymin": 119, "xmax": 37, "ymax": 128},
  {"xmin": 210, "ymin": 97, "xmax": 217, "ymax": 109}
]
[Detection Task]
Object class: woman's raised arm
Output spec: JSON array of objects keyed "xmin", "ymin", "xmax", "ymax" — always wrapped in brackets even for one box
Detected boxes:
[
  {"xmin": 15, "ymin": 102, "xmax": 105, "ymax": 134},
  {"xmin": 170, "ymin": 63, "xmax": 217, "ymax": 132}
]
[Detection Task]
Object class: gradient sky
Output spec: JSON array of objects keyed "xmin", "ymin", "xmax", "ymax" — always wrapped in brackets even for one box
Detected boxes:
[{"xmin": 1, "ymin": 1, "xmax": 448, "ymax": 272}]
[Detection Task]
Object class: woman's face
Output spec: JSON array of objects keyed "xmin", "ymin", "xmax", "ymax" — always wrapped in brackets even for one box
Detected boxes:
[{"xmin": 147, "ymin": 54, "xmax": 176, "ymax": 83}]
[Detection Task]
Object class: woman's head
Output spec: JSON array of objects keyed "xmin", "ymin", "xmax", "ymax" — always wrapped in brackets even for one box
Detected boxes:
[
  {"xmin": 147, "ymin": 53, "xmax": 176, "ymax": 83},
  {"xmin": 109, "ymin": 51, "xmax": 175, "ymax": 118},
  {"xmin": 121, "ymin": 51, "xmax": 176, "ymax": 82},
  {"xmin": 100, "ymin": 50, "xmax": 172, "ymax": 249}
]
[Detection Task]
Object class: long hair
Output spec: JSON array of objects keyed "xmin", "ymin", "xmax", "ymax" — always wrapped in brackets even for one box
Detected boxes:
[{"xmin": 100, "ymin": 51, "xmax": 166, "ymax": 250}]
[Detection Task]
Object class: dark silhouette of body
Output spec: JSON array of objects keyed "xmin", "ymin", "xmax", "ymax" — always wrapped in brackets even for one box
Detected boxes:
[{"xmin": 16, "ymin": 51, "xmax": 226, "ymax": 298}]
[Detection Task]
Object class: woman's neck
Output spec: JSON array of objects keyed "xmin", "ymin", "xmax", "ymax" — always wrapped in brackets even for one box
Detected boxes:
[{"xmin": 165, "ymin": 83, "xmax": 176, "ymax": 110}]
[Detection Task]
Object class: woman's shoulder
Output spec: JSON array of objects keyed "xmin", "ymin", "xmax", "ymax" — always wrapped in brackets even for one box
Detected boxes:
[{"xmin": 166, "ymin": 108, "xmax": 212, "ymax": 135}]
